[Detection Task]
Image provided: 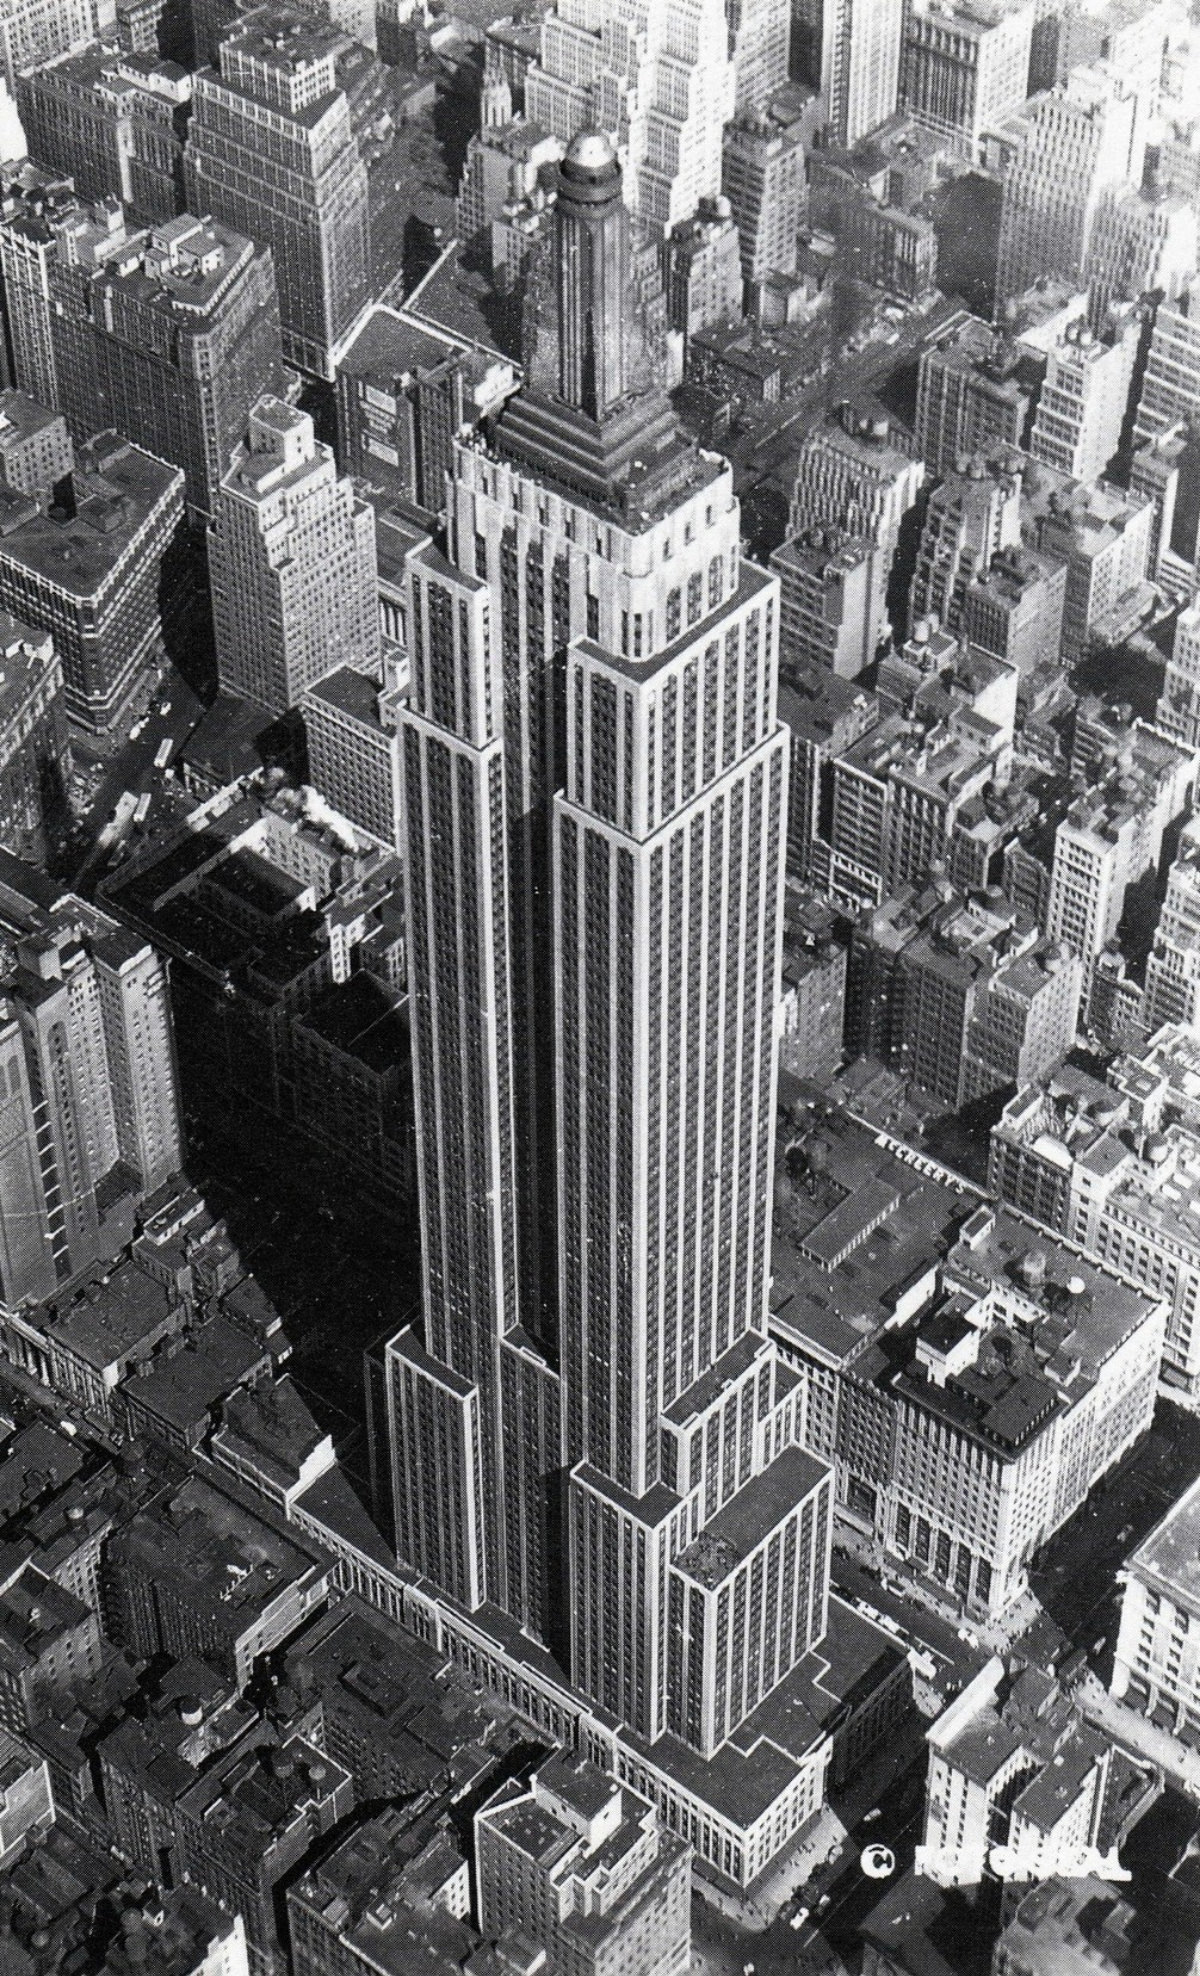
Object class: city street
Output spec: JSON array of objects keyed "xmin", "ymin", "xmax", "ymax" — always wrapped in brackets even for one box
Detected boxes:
[
  {"xmin": 68, "ymin": 665, "xmax": 207, "ymax": 890},
  {"xmin": 691, "ymin": 1745, "xmax": 929, "ymax": 1976},
  {"xmin": 831, "ymin": 1550, "xmax": 986, "ymax": 1694},
  {"xmin": 1026, "ymin": 1399, "xmax": 1200, "ymax": 1679}
]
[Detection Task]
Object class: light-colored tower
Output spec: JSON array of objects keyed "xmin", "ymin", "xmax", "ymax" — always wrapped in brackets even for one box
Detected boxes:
[
  {"xmin": 821, "ymin": 0, "xmax": 903, "ymax": 148},
  {"xmin": 722, "ymin": 110, "xmax": 806, "ymax": 291},
  {"xmin": 993, "ymin": 65, "xmax": 1144, "ymax": 305},
  {"xmin": 900, "ymin": 0, "xmax": 1034, "ymax": 160},
  {"xmin": 94, "ymin": 925, "xmax": 184, "ymax": 1195},
  {"xmin": 728, "ymin": 0, "xmax": 793, "ymax": 117},
  {"xmin": 0, "ymin": 884, "xmax": 183, "ymax": 1300},
  {"xmin": 1144, "ymin": 817, "xmax": 1200, "ymax": 1038},
  {"xmin": 210, "ymin": 397, "xmax": 379, "ymax": 714},
  {"xmin": 1158, "ymin": 595, "xmax": 1200, "ymax": 750},
  {"xmin": 1084, "ymin": 186, "xmax": 1198, "ymax": 325},
  {"xmin": 0, "ymin": 0, "xmax": 98, "ymax": 93},
  {"xmin": 789, "ymin": 403, "xmax": 925, "ymax": 652},
  {"xmin": 185, "ymin": 2, "xmax": 370, "ymax": 378},
  {"xmin": 1135, "ymin": 284, "xmax": 1200, "ymax": 451},
  {"xmin": 525, "ymin": 0, "xmax": 736, "ymax": 230},
  {"xmin": 387, "ymin": 134, "xmax": 832, "ymax": 1793},
  {"xmin": 1027, "ymin": 306, "xmax": 1141, "ymax": 484}
]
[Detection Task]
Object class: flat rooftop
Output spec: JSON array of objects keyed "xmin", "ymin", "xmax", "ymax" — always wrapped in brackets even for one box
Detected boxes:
[
  {"xmin": 770, "ymin": 1104, "xmax": 969, "ymax": 1365},
  {"xmin": 1129, "ymin": 1470, "xmax": 1200, "ymax": 1610},
  {"xmin": 120, "ymin": 1470, "xmax": 319, "ymax": 1613},
  {"xmin": 304, "ymin": 663, "xmax": 385, "ymax": 727},
  {"xmin": 120, "ymin": 1315, "xmax": 265, "ymax": 1436},
  {"xmin": 0, "ymin": 434, "xmax": 181, "ymax": 597},
  {"xmin": 48, "ymin": 1260, "xmax": 176, "ymax": 1371},
  {"xmin": 675, "ymin": 1445, "xmax": 828, "ymax": 1590}
]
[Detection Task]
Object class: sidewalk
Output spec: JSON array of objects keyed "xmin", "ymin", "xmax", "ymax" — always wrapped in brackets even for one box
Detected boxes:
[
  {"xmin": 695, "ymin": 1805, "xmax": 847, "ymax": 1931},
  {"xmin": 1078, "ymin": 1674, "xmax": 1200, "ymax": 1797},
  {"xmin": 834, "ymin": 1520, "xmax": 1041, "ymax": 1657}
]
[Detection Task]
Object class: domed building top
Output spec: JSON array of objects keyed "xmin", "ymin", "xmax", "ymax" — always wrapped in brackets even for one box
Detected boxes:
[{"xmin": 563, "ymin": 129, "xmax": 617, "ymax": 174}]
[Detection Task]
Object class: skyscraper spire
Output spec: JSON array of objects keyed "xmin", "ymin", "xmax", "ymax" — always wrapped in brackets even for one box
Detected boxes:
[
  {"xmin": 501, "ymin": 133, "xmax": 691, "ymax": 520},
  {"xmin": 552, "ymin": 132, "xmax": 628, "ymax": 420}
]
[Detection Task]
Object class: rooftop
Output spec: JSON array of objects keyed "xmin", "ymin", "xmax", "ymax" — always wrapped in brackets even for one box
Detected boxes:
[
  {"xmin": 0, "ymin": 435, "xmax": 182, "ymax": 597},
  {"xmin": 303, "ymin": 664, "xmax": 385, "ymax": 727},
  {"xmin": 770, "ymin": 1102, "xmax": 969, "ymax": 1366},
  {"xmin": 675, "ymin": 1445, "xmax": 828, "ymax": 1590},
  {"xmin": 0, "ymin": 1563, "xmax": 93, "ymax": 1668},
  {"xmin": 46, "ymin": 1260, "xmax": 178, "ymax": 1373},
  {"xmin": 117, "ymin": 1470, "xmax": 320, "ymax": 1615},
  {"xmin": 57, "ymin": 210, "xmax": 260, "ymax": 320},
  {"xmin": 119, "ymin": 1315, "xmax": 266, "ymax": 1439},
  {"xmin": 1128, "ymin": 1470, "xmax": 1200, "ymax": 1610},
  {"xmin": 295, "ymin": 1808, "xmax": 477, "ymax": 1976}
]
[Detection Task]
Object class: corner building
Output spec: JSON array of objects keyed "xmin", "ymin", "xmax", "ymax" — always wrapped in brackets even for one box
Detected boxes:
[{"xmin": 387, "ymin": 132, "xmax": 835, "ymax": 1858}]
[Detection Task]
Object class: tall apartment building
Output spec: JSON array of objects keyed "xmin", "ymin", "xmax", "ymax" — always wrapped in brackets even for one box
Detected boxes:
[
  {"xmin": 455, "ymin": 113, "xmax": 563, "ymax": 251},
  {"xmin": 1144, "ymin": 816, "xmax": 1200, "ymax": 1037},
  {"xmin": 923, "ymin": 1660, "xmax": 1111, "ymax": 1889},
  {"xmin": 1056, "ymin": 0, "xmax": 1184, "ymax": 112},
  {"xmin": 0, "ymin": 613, "xmax": 68, "ymax": 867},
  {"xmin": 721, "ymin": 105, "xmax": 806, "ymax": 293},
  {"xmin": 1027, "ymin": 306, "xmax": 1141, "ymax": 484},
  {"xmin": 186, "ymin": 3, "xmax": 371, "ymax": 378},
  {"xmin": 336, "ymin": 308, "xmax": 517, "ymax": 515},
  {"xmin": 960, "ymin": 543, "xmax": 1067, "ymax": 673},
  {"xmin": 1158, "ymin": 594, "xmax": 1200, "ymax": 749},
  {"xmin": 993, "ymin": 66, "xmax": 1144, "ymax": 303},
  {"xmin": 1132, "ymin": 283, "xmax": 1200, "ymax": 566},
  {"xmin": 915, "ymin": 312, "xmax": 1038, "ymax": 477},
  {"xmin": 210, "ymin": 397, "xmax": 379, "ymax": 714},
  {"xmin": 1135, "ymin": 283, "xmax": 1200, "ymax": 448},
  {"xmin": 848, "ymin": 885, "xmax": 1082, "ymax": 1109},
  {"xmin": 1028, "ymin": 473, "xmax": 1154, "ymax": 658},
  {"xmin": 1128, "ymin": 425, "xmax": 1184, "ymax": 583},
  {"xmin": 1111, "ymin": 1471, "xmax": 1200, "ymax": 1741},
  {"xmin": 821, "ymin": 0, "xmax": 903, "ymax": 149},
  {"xmin": 729, "ymin": 0, "xmax": 793, "ymax": 117},
  {"xmin": 384, "ymin": 131, "xmax": 853, "ymax": 1885},
  {"xmin": 524, "ymin": 0, "xmax": 736, "ymax": 230},
  {"xmin": 900, "ymin": 0, "xmax": 1034, "ymax": 159},
  {"xmin": 789, "ymin": 403, "xmax": 925, "ymax": 652},
  {"xmin": 301, "ymin": 664, "xmax": 403, "ymax": 852},
  {"xmin": 0, "ymin": 392, "xmax": 73, "ymax": 501},
  {"xmin": 1084, "ymin": 184, "xmax": 1197, "ymax": 324},
  {"xmin": 770, "ymin": 527, "xmax": 881, "ymax": 679},
  {"xmin": 909, "ymin": 450, "xmax": 1023, "ymax": 632},
  {"xmin": 1046, "ymin": 725, "xmax": 1194, "ymax": 982},
  {"xmin": 0, "ymin": 852, "xmax": 183, "ymax": 1307},
  {"xmin": 475, "ymin": 1753, "xmax": 691, "ymax": 1976},
  {"xmin": 0, "ymin": 168, "xmax": 83, "ymax": 412},
  {"xmin": 0, "ymin": 0, "xmax": 99, "ymax": 93},
  {"xmin": 663, "ymin": 196, "xmax": 743, "ymax": 353},
  {"xmin": 779, "ymin": 667, "xmax": 879, "ymax": 887},
  {"xmin": 49, "ymin": 206, "xmax": 284, "ymax": 522},
  {"xmin": 16, "ymin": 48, "xmax": 193, "ymax": 223},
  {"xmin": 0, "ymin": 432, "xmax": 185, "ymax": 733}
]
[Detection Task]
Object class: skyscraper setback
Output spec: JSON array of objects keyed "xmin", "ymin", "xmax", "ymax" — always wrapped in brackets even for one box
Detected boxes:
[{"xmin": 386, "ymin": 131, "xmax": 834, "ymax": 1864}]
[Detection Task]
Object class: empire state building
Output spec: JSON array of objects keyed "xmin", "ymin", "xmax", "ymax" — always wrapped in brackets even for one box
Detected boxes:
[{"xmin": 385, "ymin": 131, "xmax": 835, "ymax": 1871}]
